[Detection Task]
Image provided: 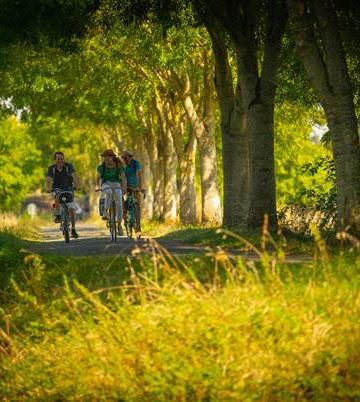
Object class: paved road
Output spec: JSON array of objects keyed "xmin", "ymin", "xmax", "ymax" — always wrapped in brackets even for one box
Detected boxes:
[
  {"xmin": 25, "ymin": 224, "xmax": 312, "ymax": 263},
  {"xmin": 26, "ymin": 225, "xmax": 224, "ymax": 257}
]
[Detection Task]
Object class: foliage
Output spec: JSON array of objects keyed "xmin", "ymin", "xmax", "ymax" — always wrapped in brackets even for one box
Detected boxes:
[
  {"xmin": 28, "ymin": 117, "xmax": 104, "ymax": 194},
  {"xmin": 274, "ymin": 103, "xmax": 332, "ymax": 208},
  {"xmin": 0, "ymin": 117, "xmax": 42, "ymax": 211},
  {"xmin": 301, "ymin": 155, "xmax": 337, "ymax": 225},
  {"xmin": 0, "ymin": 0, "xmax": 99, "ymax": 46}
]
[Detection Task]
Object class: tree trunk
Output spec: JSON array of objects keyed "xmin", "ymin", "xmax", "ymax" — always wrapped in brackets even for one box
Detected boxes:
[
  {"xmin": 168, "ymin": 103, "xmax": 198, "ymax": 224},
  {"xmin": 132, "ymin": 129, "xmax": 153, "ymax": 220},
  {"xmin": 287, "ymin": 0, "xmax": 360, "ymax": 229},
  {"xmin": 235, "ymin": 2, "xmax": 287, "ymax": 230},
  {"xmin": 162, "ymin": 124, "xmax": 177, "ymax": 222},
  {"xmin": 170, "ymin": 67, "xmax": 221, "ymax": 225},
  {"xmin": 179, "ymin": 131, "xmax": 197, "ymax": 224},
  {"xmin": 155, "ymin": 96, "xmax": 177, "ymax": 222},
  {"xmin": 208, "ymin": 24, "xmax": 249, "ymax": 228},
  {"xmin": 199, "ymin": 52, "xmax": 222, "ymax": 224},
  {"xmin": 203, "ymin": 1, "xmax": 287, "ymax": 230},
  {"xmin": 138, "ymin": 102, "xmax": 165, "ymax": 220}
]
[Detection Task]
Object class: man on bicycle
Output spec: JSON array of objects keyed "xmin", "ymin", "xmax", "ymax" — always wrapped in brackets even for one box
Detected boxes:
[
  {"xmin": 97, "ymin": 149, "xmax": 127, "ymax": 235},
  {"xmin": 46, "ymin": 151, "xmax": 80, "ymax": 238},
  {"xmin": 121, "ymin": 150, "xmax": 143, "ymax": 233}
]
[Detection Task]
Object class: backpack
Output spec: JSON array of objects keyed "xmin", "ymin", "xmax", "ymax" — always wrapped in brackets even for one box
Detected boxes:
[
  {"xmin": 52, "ymin": 163, "xmax": 72, "ymax": 178},
  {"xmin": 128, "ymin": 159, "xmax": 137, "ymax": 175}
]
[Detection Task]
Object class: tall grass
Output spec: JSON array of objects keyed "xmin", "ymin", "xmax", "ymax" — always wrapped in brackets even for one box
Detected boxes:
[{"xmin": 1, "ymin": 221, "xmax": 360, "ymax": 400}]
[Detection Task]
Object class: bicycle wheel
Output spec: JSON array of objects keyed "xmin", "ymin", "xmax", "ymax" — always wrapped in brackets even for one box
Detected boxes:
[
  {"xmin": 62, "ymin": 207, "xmax": 70, "ymax": 243},
  {"xmin": 124, "ymin": 212, "xmax": 131, "ymax": 239},
  {"xmin": 134, "ymin": 203, "xmax": 141, "ymax": 239},
  {"xmin": 110, "ymin": 202, "xmax": 117, "ymax": 242},
  {"xmin": 129, "ymin": 202, "xmax": 136, "ymax": 239}
]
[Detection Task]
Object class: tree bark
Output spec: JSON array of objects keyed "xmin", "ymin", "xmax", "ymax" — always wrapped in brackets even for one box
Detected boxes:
[
  {"xmin": 137, "ymin": 102, "xmax": 165, "ymax": 220},
  {"xmin": 170, "ymin": 67, "xmax": 221, "ymax": 225},
  {"xmin": 206, "ymin": 0, "xmax": 287, "ymax": 230},
  {"xmin": 207, "ymin": 24, "xmax": 249, "ymax": 228},
  {"xmin": 155, "ymin": 96, "xmax": 177, "ymax": 222},
  {"xmin": 200, "ymin": 52, "xmax": 222, "ymax": 224},
  {"xmin": 132, "ymin": 128, "xmax": 153, "ymax": 220},
  {"xmin": 287, "ymin": 0, "xmax": 360, "ymax": 229},
  {"xmin": 168, "ymin": 102, "xmax": 198, "ymax": 224}
]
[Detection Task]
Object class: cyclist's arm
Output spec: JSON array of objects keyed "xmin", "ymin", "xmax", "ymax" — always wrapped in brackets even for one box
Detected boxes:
[
  {"xmin": 136, "ymin": 170, "xmax": 142, "ymax": 190},
  {"xmin": 46, "ymin": 176, "xmax": 52, "ymax": 193},
  {"xmin": 71, "ymin": 173, "xmax": 80, "ymax": 189},
  {"xmin": 97, "ymin": 173, "xmax": 102, "ymax": 189},
  {"xmin": 121, "ymin": 172, "xmax": 127, "ymax": 191}
]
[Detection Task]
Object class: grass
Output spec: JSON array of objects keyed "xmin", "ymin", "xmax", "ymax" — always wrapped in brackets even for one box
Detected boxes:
[
  {"xmin": 2, "ymin": 216, "xmax": 360, "ymax": 399},
  {"xmin": 145, "ymin": 220, "xmax": 315, "ymax": 256}
]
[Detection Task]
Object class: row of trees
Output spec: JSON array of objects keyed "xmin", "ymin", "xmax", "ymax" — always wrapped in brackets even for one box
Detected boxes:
[{"xmin": 0, "ymin": 0, "xmax": 359, "ymax": 231}]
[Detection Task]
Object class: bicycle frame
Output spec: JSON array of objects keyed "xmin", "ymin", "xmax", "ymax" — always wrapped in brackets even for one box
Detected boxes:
[
  {"xmin": 100, "ymin": 185, "xmax": 120, "ymax": 242},
  {"xmin": 124, "ymin": 190, "xmax": 140, "ymax": 239},
  {"xmin": 53, "ymin": 189, "xmax": 73, "ymax": 243}
]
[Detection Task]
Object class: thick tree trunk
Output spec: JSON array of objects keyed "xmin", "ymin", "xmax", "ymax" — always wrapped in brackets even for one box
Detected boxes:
[
  {"xmin": 168, "ymin": 104, "xmax": 198, "ymax": 224},
  {"xmin": 179, "ymin": 131, "xmax": 197, "ymax": 224},
  {"xmin": 287, "ymin": 0, "xmax": 360, "ymax": 229},
  {"xmin": 235, "ymin": 2, "xmax": 287, "ymax": 229},
  {"xmin": 245, "ymin": 102, "xmax": 277, "ymax": 228},
  {"xmin": 132, "ymin": 130, "xmax": 153, "ymax": 220},
  {"xmin": 138, "ymin": 103, "xmax": 165, "ymax": 220},
  {"xmin": 155, "ymin": 97, "xmax": 177, "ymax": 222},
  {"xmin": 170, "ymin": 69, "xmax": 222, "ymax": 225},
  {"xmin": 208, "ymin": 25, "xmax": 249, "ymax": 228},
  {"xmin": 162, "ymin": 125, "xmax": 177, "ymax": 222},
  {"xmin": 203, "ymin": 0, "xmax": 287, "ymax": 230},
  {"xmin": 200, "ymin": 53, "xmax": 222, "ymax": 224}
]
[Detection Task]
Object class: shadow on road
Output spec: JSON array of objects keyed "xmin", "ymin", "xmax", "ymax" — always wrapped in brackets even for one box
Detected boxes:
[{"xmin": 24, "ymin": 224, "xmax": 312, "ymax": 263}]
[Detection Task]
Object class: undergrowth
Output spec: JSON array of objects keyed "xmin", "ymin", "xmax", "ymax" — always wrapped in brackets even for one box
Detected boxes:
[{"xmin": 1, "ymin": 218, "xmax": 360, "ymax": 399}]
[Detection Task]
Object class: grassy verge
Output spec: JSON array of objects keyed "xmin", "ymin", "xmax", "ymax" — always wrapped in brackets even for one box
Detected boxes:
[
  {"xmin": 145, "ymin": 220, "xmax": 315, "ymax": 255},
  {"xmin": 1, "ymin": 218, "xmax": 360, "ymax": 399}
]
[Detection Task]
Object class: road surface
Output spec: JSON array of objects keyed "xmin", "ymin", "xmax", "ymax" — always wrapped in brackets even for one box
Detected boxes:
[{"xmin": 24, "ymin": 224, "xmax": 312, "ymax": 263}]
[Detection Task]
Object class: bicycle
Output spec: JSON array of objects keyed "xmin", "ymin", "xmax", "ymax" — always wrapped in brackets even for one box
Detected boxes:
[
  {"xmin": 96, "ymin": 186, "xmax": 122, "ymax": 242},
  {"xmin": 52, "ymin": 188, "xmax": 74, "ymax": 243},
  {"xmin": 124, "ymin": 187, "xmax": 145, "ymax": 240}
]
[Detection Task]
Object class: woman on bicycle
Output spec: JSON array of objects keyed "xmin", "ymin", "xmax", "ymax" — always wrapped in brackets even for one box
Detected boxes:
[{"xmin": 97, "ymin": 149, "xmax": 127, "ymax": 235}]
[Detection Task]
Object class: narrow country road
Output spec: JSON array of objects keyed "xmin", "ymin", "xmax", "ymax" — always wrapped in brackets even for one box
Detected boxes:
[
  {"xmin": 25, "ymin": 224, "xmax": 312, "ymax": 263},
  {"xmin": 26, "ymin": 224, "xmax": 224, "ymax": 257}
]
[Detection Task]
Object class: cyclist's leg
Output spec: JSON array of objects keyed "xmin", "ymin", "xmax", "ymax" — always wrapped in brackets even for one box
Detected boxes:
[
  {"xmin": 53, "ymin": 195, "xmax": 60, "ymax": 213},
  {"xmin": 69, "ymin": 207, "xmax": 76, "ymax": 227},
  {"xmin": 68, "ymin": 201, "xmax": 79, "ymax": 238},
  {"xmin": 102, "ymin": 184, "xmax": 113, "ymax": 219},
  {"xmin": 113, "ymin": 188, "xmax": 124, "ymax": 234},
  {"xmin": 53, "ymin": 194, "xmax": 61, "ymax": 222},
  {"xmin": 113, "ymin": 188, "xmax": 123, "ymax": 220}
]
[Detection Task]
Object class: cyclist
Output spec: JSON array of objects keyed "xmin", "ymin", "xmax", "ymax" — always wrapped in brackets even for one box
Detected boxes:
[
  {"xmin": 46, "ymin": 151, "xmax": 80, "ymax": 238},
  {"xmin": 97, "ymin": 149, "xmax": 127, "ymax": 235},
  {"xmin": 121, "ymin": 150, "xmax": 143, "ymax": 233}
]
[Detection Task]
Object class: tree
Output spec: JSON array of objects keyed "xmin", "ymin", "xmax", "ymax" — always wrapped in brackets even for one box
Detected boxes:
[
  {"xmin": 0, "ymin": 0, "xmax": 99, "ymax": 46},
  {"xmin": 286, "ymin": 0, "xmax": 360, "ymax": 230},
  {"xmin": 194, "ymin": 0, "xmax": 288, "ymax": 230}
]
